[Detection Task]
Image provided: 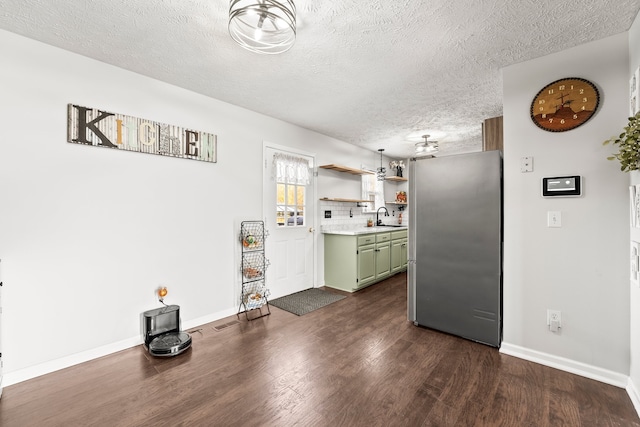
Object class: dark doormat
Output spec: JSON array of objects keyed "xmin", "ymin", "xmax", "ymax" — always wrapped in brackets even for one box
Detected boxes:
[{"xmin": 269, "ymin": 288, "xmax": 346, "ymax": 316}]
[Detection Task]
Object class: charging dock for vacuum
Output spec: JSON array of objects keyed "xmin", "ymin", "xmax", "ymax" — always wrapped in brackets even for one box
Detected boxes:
[{"xmin": 143, "ymin": 305, "xmax": 192, "ymax": 357}]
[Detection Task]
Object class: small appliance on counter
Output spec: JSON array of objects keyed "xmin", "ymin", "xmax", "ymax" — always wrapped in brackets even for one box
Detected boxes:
[{"xmin": 143, "ymin": 304, "xmax": 192, "ymax": 357}]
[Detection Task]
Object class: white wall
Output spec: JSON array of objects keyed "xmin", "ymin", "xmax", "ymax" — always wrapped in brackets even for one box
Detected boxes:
[
  {"xmin": 501, "ymin": 33, "xmax": 631, "ymax": 384},
  {"xmin": 0, "ymin": 29, "xmax": 381, "ymax": 385},
  {"xmin": 628, "ymin": 9, "xmax": 640, "ymax": 410},
  {"xmin": 3, "ymin": 23, "xmax": 635, "ymax": 392}
]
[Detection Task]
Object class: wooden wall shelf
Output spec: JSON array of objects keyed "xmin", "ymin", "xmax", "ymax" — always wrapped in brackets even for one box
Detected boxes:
[
  {"xmin": 320, "ymin": 197, "xmax": 371, "ymax": 203},
  {"xmin": 319, "ymin": 164, "xmax": 373, "ymax": 175},
  {"xmin": 385, "ymin": 176, "xmax": 408, "ymax": 182}
]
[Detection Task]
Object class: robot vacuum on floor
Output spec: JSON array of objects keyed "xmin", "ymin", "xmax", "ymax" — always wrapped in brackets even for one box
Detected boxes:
[{"xmin": 143, "ymin": 305, "xmax": 192, "ymax": 357}]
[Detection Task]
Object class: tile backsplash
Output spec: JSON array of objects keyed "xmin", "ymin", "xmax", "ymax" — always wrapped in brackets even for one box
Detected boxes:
[{"xmin": 319, "ymin": 200, "xmax": 408, "ymax": 232}]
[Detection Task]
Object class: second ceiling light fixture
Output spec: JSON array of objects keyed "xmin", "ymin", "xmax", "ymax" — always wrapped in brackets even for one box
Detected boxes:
[{"xmin": 229, "ymin": 0, "xmax": 297, "ymax": 54}]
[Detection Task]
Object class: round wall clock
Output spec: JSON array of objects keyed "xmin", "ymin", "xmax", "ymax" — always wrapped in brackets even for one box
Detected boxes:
[{"xmin": 530, "ymin": 77, "xmax": 600, "ymax": 132}]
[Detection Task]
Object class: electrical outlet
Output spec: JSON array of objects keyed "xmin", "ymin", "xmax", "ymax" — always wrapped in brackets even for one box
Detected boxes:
[{"xmin": 547, "ymin": 309, "xmax": 561, "ymax": 327}]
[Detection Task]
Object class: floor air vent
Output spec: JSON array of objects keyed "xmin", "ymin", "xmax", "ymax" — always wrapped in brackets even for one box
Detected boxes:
[{"xmin": 213, "ymin": 320, "xmax": 240, "ymax": 331}]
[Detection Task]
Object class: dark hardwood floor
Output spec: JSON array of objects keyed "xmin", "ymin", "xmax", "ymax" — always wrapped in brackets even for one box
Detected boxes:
[{"xmin": 1, "ymin": 272, "xmax": 638, "ymax": 426}]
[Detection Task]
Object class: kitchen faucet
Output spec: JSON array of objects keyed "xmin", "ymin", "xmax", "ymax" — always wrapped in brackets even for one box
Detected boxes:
[{"xmin": 376, "ymin": 206, "xmax": 389, "ymax": 226}]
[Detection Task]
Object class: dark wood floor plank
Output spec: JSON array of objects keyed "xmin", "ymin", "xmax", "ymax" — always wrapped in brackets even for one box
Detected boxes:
[
  {"xmin": 475, "ymin": 357, "xmax": 550, "ymax": 426},
  {"xmin": 0, "ymin": 272, "xmax": 638, "ymax": 426},
  {"xmin": 548, "ymin": 387, "xmax": 582, "ymax": 427},
  {"xmin": 421, "ymin": 399, "xmax": 463, "ymax": 427}
]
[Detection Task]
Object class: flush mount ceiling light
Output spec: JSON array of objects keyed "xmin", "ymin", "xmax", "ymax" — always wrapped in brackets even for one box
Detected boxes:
[
  {"xmin": 229, "ymin": 0, "xmax": 296, "ymax": 55},
  {"xmin": 377, "ymin": 148, "xmax": 386, "ymax": 181},
  {"xmin": 415, "ymin": 134, "xmax": 439, "ymax": 156}
]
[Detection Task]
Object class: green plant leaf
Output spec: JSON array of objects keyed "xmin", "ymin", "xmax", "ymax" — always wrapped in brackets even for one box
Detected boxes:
[{"xmin": 603, "ymin": 115, "xmax": 640, "ymax": 173}]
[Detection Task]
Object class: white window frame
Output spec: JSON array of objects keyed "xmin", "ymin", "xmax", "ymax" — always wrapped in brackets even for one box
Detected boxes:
[{"xmin": 361, "ymin": 170, "xmax": 384, "ymax": 213}]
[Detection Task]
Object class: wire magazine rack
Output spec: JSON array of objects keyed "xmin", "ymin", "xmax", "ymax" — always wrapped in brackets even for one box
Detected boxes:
[{"xmin": 238, "ymin": 220, "xmax": 271, "ymax": 320}]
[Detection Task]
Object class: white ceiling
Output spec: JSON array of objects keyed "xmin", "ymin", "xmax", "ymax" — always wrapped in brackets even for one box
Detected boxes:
[{"xmin": 1, "ymin": 0, "xmax": 639, "ymax": 158}]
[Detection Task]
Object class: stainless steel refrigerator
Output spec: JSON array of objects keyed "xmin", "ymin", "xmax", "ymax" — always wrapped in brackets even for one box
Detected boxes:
[{"xmin": 407, "ymin": 151, "xmax": 502, "ymax": 347}]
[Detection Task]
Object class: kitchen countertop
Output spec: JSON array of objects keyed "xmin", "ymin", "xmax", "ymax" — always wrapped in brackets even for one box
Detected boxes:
[{"xmin": 322, "ymin": 226, "xmax": 408, "ymax": 235}]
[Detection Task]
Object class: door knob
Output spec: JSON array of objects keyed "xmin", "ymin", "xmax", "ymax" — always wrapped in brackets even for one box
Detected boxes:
[{"xmin": 309, "ymin": 227, "xmax": 315, "ymax": 233}]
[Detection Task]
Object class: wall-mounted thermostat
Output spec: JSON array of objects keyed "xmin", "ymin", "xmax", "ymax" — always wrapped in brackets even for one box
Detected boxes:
[{"xmin": 542, "ymin": 176, "xmax": 581, "ymax": 197}]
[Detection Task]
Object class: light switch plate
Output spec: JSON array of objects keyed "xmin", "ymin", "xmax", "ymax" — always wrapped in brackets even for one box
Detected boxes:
[
  {"xmin": 547, "ymin": 211, "xmax": 561, "ymax": 227},
  {"xmin": 521, "ymin": 156, "xmax": 533, "ymax": 173}
]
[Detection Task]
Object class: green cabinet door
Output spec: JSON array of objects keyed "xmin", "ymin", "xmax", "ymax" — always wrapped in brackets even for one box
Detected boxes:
[
  {"xmin": 401, "ymin": 239, "xmax": 408, "ymax": 270},
  {"xmin": 358, "ymin": 243, "xmax": 376, "ymax": 287},
  {"xmin": 324, "ymin": 234, "xmax": 358, "ymax": 292},
  {"xmin": 390, "ymin": 230, "xmax": 408, "ymax": 274},
  {"xmin": 391, "ymin": 239, "xmax": 404, "ymax": 274},
  {"xmin": 375, "ymin": 241, "xmax": 391, "ymax": 279}
]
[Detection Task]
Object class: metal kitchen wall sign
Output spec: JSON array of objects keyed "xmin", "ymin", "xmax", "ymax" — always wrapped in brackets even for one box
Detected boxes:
[{"xmin": 67, "ymin": 104, "xmax": 217, "ymax": 163}]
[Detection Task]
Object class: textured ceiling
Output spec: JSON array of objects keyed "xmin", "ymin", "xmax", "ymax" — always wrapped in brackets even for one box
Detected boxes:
[{"xmin": 1, "ymin": 0, "xmax": 639, "ymax": 158}]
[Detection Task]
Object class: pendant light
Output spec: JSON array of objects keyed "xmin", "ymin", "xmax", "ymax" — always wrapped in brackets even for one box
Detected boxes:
[
  {"xmin": 377, "ymin": 149, "xmax": 386, "ymax": 181},
  {"xmin": 229, "ymin": 0, "xmax": 296, "ymax": 55}
]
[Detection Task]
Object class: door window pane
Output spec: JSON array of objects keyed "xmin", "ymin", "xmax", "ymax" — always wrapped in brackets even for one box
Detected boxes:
[
  {"xmin": 296, "ymin": 205, "xmax": 304, "ymax": 226},
  {"xmin": 273, "ymin": 154, "xmax": 309, "ymax": 228},
  {"xmin": 277, "ymin": 183, "xmax": 285, "ymax": 204},
  {"xmin": 296, "ymin": 186, "xmax": 305, "ymax": 206},
  {"xmin": 276, "ymin": 205, "xmax": 285, "ymax": 226},
  {"xmin": 275, "ymin": 183, "xmax": 306, "ymax": 227},
  {"xmin": 287, "ymin": 185, "xmax": 295, "ymax": 206}
]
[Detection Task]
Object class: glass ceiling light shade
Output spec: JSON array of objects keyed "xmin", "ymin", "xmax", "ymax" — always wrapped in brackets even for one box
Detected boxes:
[
  {"xmin": 377, "ymin": 148, "xmax": 386, "ymax": 181},
  {"xmin": 229, "ymin": 0, "xmax": 296, "ymax": 55},
  {"xmin": 415, "ymin": 135, "xmax": 439, "ymax": 156}
]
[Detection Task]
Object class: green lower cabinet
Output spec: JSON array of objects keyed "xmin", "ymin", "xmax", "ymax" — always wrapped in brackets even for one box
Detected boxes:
[
  {"xmin": 357, "ymin": 244, "xmax": 376, "ymax": 287},
  {"xmin": 391, "ymin": 239, "xmax": 404, "ymax": 274},
  {"xmin": 391, "ymin": 229, "xmax": 408, "ymax": 274},
  {"xmin": 324, "ymin": 230, "xmax": 405, "ymax": 293},
  {"xmin": 391, "ymin": 238, "xmax": 408, "ymax": 274},
  {"xmin": 401, "ymin": 239, "xmax": 408, "ymax": 270},
  {"xmin": 324, "ymin": 234, "xmax": 359, "ymax": 292},
  {"xmin": 375, "ymin": 241, "xmax": 391, "ymax": 279}
]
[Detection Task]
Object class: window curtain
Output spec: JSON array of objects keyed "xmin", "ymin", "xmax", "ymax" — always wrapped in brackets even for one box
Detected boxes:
[{"xmin": 272, "ymin": 153, "xmax": 311, "ymax": 185}]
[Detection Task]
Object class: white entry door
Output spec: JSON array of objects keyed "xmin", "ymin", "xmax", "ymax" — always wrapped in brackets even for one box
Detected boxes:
[{"xmin": 263, "ymin": 145, "xmax": 315, "ymax": 299}]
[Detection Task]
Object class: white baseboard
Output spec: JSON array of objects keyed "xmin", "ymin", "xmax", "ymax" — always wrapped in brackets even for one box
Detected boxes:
[
  {"xmin": 181, "ymin": 307, "xmax": 238, "ymax": 332},
  {"xmin": 627, "ymin": 377, "xmax": 640, "ymax": 418},
  {"xmin": 3, "ymin": 306, "xmax": 238, "ymax": 388},
  {"xmin": 500, "ymin": 342, "xmax": 628, "ymax": 388},
  {"xmin": 3, "ymin": 335, "xmax": 142, "ymax": 388}
]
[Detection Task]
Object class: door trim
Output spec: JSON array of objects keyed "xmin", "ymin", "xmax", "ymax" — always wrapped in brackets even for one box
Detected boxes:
[{"xmin": 262, "ymin": 141, "xmax": 318, "ymax": 289}]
